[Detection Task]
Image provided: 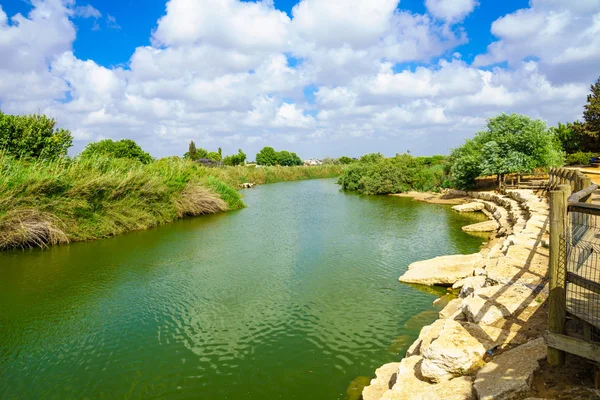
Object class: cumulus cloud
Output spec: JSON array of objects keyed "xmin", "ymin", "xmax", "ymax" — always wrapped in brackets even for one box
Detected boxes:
[
  {"xmin": 0, "ymin": 0, "xmax": 596, "ymax": 158},
  {"xmin": 425, "ymin": 0, "xmax": 478, "ymax": 23},
  {"xmin": 474, "ymin": 0, "xmax": 600, "ymax": 84}
]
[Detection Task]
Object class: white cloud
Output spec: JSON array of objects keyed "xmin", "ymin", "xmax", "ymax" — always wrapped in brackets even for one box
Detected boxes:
[
  {"xmin": 474, "ymin": 0, "xmax": 600, "ymax": 84},
  {"xmin": 74, "ymin": 5, "xmax": 101, "ymax": 19},
  {"xmin": 0, "ymin": 0, "xmax": 595, "ymax": 158},
  {"xmin": 425, "ymin": 0, "xmax": 478, "ymax": 23}
]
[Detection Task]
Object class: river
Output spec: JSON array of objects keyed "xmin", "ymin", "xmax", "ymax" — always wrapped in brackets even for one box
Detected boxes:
[{"xmin": 0, "ymin": 179, "xmax": 487, "ymax": 399}]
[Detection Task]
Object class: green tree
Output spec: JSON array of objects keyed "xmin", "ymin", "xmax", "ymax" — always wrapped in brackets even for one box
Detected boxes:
[
  {"xmin": 450, "ymin": 113, "xmax": 564, "ymax": 189},
  {"xmin": 359, "ymin": 153, "xmax": 384, "ymax": 163},
  {"xmin": 223, "ymin": 149, "xmax": 247, "ymax": 166},
  {"xmin": 338, "ymin": 156, "xmax": 355, "ymax": 164},
  {"xmin": 187, "ymin": 141, "xmax": 198, "ymax": 160},
  {"xmin": 206, "ymin": 151, "xmax": 222, "ymax": 162},
  {"xmin": 584, "ymin": 77, "xmax": 600, "ymax": 135},
  {"xmin": 0, "ymin": 112, "xmax": 73, "ymax": 160},
  {"xmin": 552, "ymin": 122, "xmax": 582, "ymax": 154},
  {"xmin": 290, "ymin": 152, "xmax": 302, "ymax": 166},
  {"xmin": 277, "ymin": 150, "xmax": 295, "ymax": 166},
  {"xmin": 80, "ymin": 139, "xmax": 153, "ymax": 164},
  {"xmin": 256, "ymin": 146, "xmax": 279, "ymax": 166}
]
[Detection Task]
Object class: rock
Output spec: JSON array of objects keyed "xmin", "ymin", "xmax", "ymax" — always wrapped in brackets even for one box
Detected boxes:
[
  {"xmin": 380, "ymin": 356, "xmax": 475, "ymax": 400},
  {"xmin": 420, "ymin": 319, "xmax": 487, "ymax": 383},
  {"xmin": 406, "ymin": 319, "xmax": 446, "ymax": 357},
  {"xmin": 474, "ymin": 338, "xmax": 546, "ymax": 400},
  {"xmin": 362, "ymin": 362, "xmax": 400, "ymax": 400},
  {"xmin": 461, "ymin": 284, "xmax": 547, "ymax": 326},
  {"xmin": 460, "ymin": 322, "xmax": 528, "ymax": 351},
  {"xmin": 382, "ymin": 376, "xmax": 475, "ymax": 400},
  {"xmin": 459, "ymin": 276, "xmax": 487, "ymax": 298},
  {"xmin": 439, "ymin": 299, "xmax": 463, "ymax": 320},
  {"xmin": 399, "ymin": 254, "xmax": 482, "ymax": 286},
  {"xmin": 462, "ymin": 220, "xmax": 500, "ymax": 233},
  {"xmin": 473, "ymin": 268, "xmax": 486, "ymax": 276},
  {"xmin": 452, "ymin": 279, "xmax": 466, "ymax": 290},
  {"xmin": 452, "ymin": 202, "xmax": 485, "ymax": 212}
]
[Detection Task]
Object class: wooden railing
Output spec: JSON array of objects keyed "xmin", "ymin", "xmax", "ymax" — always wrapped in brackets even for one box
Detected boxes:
[{"xmin": 546, "ymin": 168, "xmax": 600, "ymax": 376}]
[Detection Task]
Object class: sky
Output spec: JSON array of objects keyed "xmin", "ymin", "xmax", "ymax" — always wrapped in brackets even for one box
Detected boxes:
[{"xmin": 0, "ymin": 0, "xmax": 599, "ymax": 159}]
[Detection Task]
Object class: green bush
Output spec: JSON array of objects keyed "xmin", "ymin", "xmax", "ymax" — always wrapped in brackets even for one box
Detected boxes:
[
  {"xmin": 566, "ymin": 152, "xmax": 596, "ymax": 166},
  {"xmin": 80, "ymin": 139, "xmax": 153, "ymax": 164},
  {"xmin": 0, "ymin": 112, "xmax": 72, "ymax": 160},
  {"xmin": 337, "ymin": 154, "xmax": 445, "ymax": 194}
]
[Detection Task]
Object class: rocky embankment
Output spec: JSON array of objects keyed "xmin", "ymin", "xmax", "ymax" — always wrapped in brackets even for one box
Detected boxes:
[{"xmin": 363, "ymin": 189, "xmax": 550, "ymax": 400}]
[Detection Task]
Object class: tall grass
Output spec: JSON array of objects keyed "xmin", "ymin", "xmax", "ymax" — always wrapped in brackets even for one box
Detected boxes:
[
  {"xmin": 0, "ymin": 154, "xmax": 242, "ymax": 250},
  {"xmin": 0, "ymin": 155, "xmax": 345, "ymax": 250}
]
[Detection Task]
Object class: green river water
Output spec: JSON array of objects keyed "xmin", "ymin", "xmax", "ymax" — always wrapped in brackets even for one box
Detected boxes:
[{"xmin": 0, "ymin": 179, "xmax": 487, "ymax": 400}]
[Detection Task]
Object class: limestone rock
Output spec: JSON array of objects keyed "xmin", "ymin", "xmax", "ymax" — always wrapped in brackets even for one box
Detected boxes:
[
  {"xmin": 474, "ymin": 338, "xmax": 546, "ymax": 400},
  {"xmin": 362, "ymin": 362, "xmax": 400, "ymax": 400},
  {"xmin": 380, "ymin": 356, "xmax": 475, "ymax": 400},
  {"xmin": 461, "ymin": 284, "xmax": 547, "ymax": 326},
  {"xmin": 382, "ymin": 376, "xmax": 475, "ymax": 400},
  {"xmin": 406, "ymin": 319, "xmax": 446, "ymax": 357},
  {"xmin": 399, "ymin": 254, "xmax": 482, "ymax": 286},
  {"xmin": 462, "ymin": 220, "xmax": 500, "ymax": 233},
  {"xmin": 452, "ymin": 279, "xmax": 466, "ymax": 290},
  {"xmin": 439, "ymin": 299, "xmax": 463, "ymax": 319},
  {"xmin": 459, "ymin": 276, "xmax": 487, "ymax": 298},
  {"xmin": 460, "ymin": 322, "xmax": 527, "ymax": 351},
  {"xmin": 452, "ymin": 202, "xmax": 485, "ymax": 213},
  {"xmin": 420, "ymin": 319, "xmax": 487, "ymax": 383}
]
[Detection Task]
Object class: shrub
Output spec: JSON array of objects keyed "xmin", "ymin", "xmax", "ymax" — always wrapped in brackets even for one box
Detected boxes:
[
  {"xmin": 0, "ymin": 112, "xmax": 72, "ymax": 160},
  {"xmin": 566, "ymin": 152, "xmax": 596, "ymax": 166},
  {"xmin": 80, "ymin": 139, "xmax": 153, "ymax": 164}
]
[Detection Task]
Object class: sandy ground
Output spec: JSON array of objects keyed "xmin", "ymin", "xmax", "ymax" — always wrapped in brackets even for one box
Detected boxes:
[{"xmin": 390, "ymin": 191, "xmax": 471, "ymax": 205}]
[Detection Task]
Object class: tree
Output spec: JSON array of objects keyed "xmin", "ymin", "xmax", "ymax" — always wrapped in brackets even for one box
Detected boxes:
[
  {"xmin": 338, "ymin": 156, "xmax": 355, "ymax": 164},
  {"xmin": 584, "ymin": 77, "xmax": 600, "ymax": 135},
  {"xmin": 0, "ymin": 112, "xmax": 72, "ymax": 160},
  {"xmin": 359, "ymin": 153, "xmax": 384, "ymax": 163},
  {"xmin": 188, "ymin": 141, "xmax": 198, "ymax": 160},
  {"xmin": 256, "ymin": 146, "xmax": 278, "ymax": 166},
  {"xmin": 80, "ymin": 139, "xmax": 153, "ymax": 164},
  {"xmin": 450, "ymin": 113, "xmax": 564, "ymax": 189},
  {"xmin": 552, "ymin": 122, "xmax": 582, "ymax": 154},
  {"xmin": 206, "ymin": 151, "xmax": 222, "ymax": 162},
  {"xmin": 223, "ymin": 149, "xmax": 247, "ymax": 166}
]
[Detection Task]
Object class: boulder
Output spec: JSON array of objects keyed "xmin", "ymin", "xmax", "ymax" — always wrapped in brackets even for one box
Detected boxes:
[
  {"xmin": 462, "ymin": 220, "xmax": 500, "ymax": 233},
  {"xmin": 406, "ymin": 319, "xmax": 446, "ymax": 357},
  {"xmin": 461, "ymin": 284, "xmax": 547, "ymax": 326},
  {"xmin": 399, "ymin": 254, "xmax": 482, "ymax": 286},
  {"xmin": 474, "ymin": 338, "xmax": 546, "ymax": 400},
  {"xmin": 460, "ymin": 322, "xmax": 528, "ymax": 351},
  {"xmin": 362, "ymin": 362, "xmax": 400, "ymax": 400},
  {"xmin": 459, "ymin": 276, "xmax": 487, "ymax": 298},
  {"xmin": 420, "ymin": 319, "xmax": 487, "ymax": 383},
  {"xmin": 380, "ymin": 356, "xmax": 475, "ymax": 400},
  {"xmin": 439, "ymin": 299, "xmax": 463, "ymax": 320},
  {"xmin": 452, "ymin": 202, "xmax": 485, "ymax": 213}
]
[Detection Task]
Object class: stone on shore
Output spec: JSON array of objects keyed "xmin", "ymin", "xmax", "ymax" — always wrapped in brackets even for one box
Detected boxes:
[
  {"xmin": 399, "ymin": 254, "xmax": 482, "ymax": 286},
  {"xmin": 362, "ymin": 362, "xmax": 400, "ymax": 400},
  {"xmin": 459, "ymin": 276, "xmax": 487, "ymax": 298},
  {"xmin": 380, "ymin": 356, "xmax": 475, "ymax": 400},
  {"xmin": 462, "ymin": 220, "xmax": 500, "ymax": 233},
  {"xmin": 452, "ymin": 202, "xmax": 485, "ymax": 213},
  {"xmin": 406, "ymin": 319, "xmax": 446, "ymax": 357},
  {"xmin": 461, "ymin": 284, "xmax": 547, "ymax": 326},
  {"xmin": 439, "ymin": 298, "xmax": 463, "ymax": 319},
  {"xmin": 474, "ymin": 338, "xmax": 546, "ymax": 400},
  {"xmin": 420, "ymin": 319, "xmax": 487, "ymax": 383}
]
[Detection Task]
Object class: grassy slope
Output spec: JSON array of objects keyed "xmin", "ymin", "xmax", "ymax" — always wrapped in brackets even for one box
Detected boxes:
[{"xmin": 0, "ymin": 155, "xmax": 344, "ymax": 250}]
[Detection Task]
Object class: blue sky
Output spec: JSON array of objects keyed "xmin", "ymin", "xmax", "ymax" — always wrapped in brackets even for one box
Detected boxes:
[{"xmin": 0, "ymin": 0, "xmax": 597, "ymax": 159}]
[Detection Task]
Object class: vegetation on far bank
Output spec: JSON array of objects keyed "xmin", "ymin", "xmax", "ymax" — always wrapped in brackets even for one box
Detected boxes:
[{"xmin": 338, "ymin": 76, "xmax": 600, "ymax": 194}]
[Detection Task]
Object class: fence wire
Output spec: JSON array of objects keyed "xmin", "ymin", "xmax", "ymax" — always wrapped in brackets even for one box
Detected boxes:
[{"xmin": 564, "ymin": 211, "xmax": 600, "ymax": 342}]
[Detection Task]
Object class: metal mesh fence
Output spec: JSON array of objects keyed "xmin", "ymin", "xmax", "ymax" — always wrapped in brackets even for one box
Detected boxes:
[{"xmin": 564, "ymin": 211, "xmax": 600, "ymax": 342}]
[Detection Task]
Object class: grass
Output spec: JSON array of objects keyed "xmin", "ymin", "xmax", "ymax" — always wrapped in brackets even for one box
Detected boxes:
[{"xmin": 0, "ymin": 154, "xmax": 345, "ymax": 250}]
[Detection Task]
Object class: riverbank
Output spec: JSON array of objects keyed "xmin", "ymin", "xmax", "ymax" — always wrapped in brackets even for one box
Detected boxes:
[
  {"xmin": 390, "ymin": 191, "xmax": 469, "ymax": 205},
  {"xmin": 0, "ymin": 154, "xmax": 344, "ymax": 251},
  {"xmin": 362, "ymin": 189, "xmax": 568, "ymax": 399}
]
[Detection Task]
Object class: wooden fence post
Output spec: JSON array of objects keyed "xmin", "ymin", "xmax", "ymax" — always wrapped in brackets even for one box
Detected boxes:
[
  {"xmin": 583, "ymin": 177, "xmax": 593, "ymax": 204},
  {"xmin": 548, "ymin": 184, "xmax": 571, "ymax": 366}
]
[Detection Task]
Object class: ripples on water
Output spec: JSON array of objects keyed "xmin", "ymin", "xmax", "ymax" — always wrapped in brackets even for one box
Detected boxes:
[{"xmin": 0, "ymin": 179, "xmax": 486, "ymax": 399}]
